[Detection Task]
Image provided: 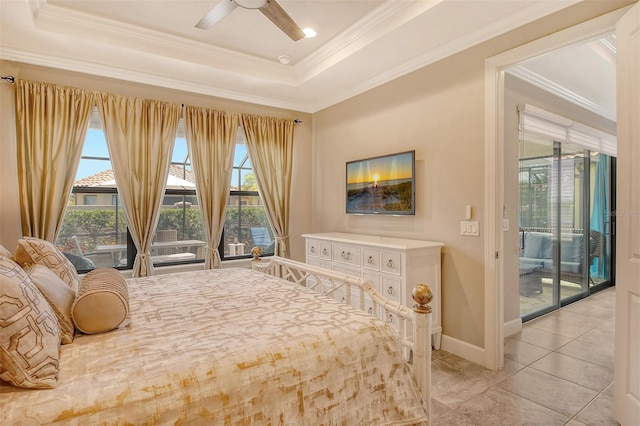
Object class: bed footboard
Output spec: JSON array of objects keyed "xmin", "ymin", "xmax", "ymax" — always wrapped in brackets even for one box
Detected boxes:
[{"xmin": 252, "ymin": 256, "xmax": 432, "ymax": 418}]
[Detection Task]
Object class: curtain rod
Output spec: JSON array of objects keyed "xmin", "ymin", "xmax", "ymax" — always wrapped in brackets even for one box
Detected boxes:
[
  {"xmin": 5, "ymin": 80, "xmax": 301, "ymax": 122},
  {"xmin": 180, "ymin": 103, "xmax": 301, "ymax": 124}
]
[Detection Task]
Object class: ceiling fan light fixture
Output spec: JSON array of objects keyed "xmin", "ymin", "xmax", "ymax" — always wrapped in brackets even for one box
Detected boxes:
[
  {"xmin": 233, "ymin": 0, "xmax": 268, "ymax": 10},
  {"xmin": 303, "ymin": 28, "xmax": 317, "ymax": 38}
]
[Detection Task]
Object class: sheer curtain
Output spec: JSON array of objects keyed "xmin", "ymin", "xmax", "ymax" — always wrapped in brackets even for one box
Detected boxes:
[
  {"xmin": 240, "ymin": 114, "xmax": 294, "ymax": 258},
  {"xmin": 15, "ymin": 79, "xmax": 95, "ymax": 241},
  {"xmin": 97, "ymin": 93, "xmax": 180, "ymax": 277},
  {"xmin": 183, "ymin": 106, "xmax": 238, "ymax": 269}
]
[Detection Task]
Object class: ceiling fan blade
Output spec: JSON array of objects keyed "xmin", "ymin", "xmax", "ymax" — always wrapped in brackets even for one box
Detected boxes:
[
  {"xmin": 259, "ymin": 0, "xmax": 305, "ymax": 41},
  {"xmin": 195, "ymin": 0, "xmax": 237, "ymax": 30}
]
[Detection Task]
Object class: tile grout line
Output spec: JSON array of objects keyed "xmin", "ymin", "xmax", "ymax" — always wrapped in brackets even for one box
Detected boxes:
[{"xmin": 565, "ymin": 384, "xmax": 616, "ymax": 425}]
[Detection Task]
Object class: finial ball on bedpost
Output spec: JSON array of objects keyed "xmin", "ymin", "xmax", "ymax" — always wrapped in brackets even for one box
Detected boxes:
[
  {"xmin": 251, "ymin": 246, "xmax": 262, "ymax": 261},
  {"xmin": 412, "ymin": 284, "xmax": 433, "ymax": 314}
]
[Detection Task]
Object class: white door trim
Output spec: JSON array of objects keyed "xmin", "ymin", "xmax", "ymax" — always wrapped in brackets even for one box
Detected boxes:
[
  {"xmin": 484, "ymin": 7, "xmax": 629, "ymax": 370},
  {"xmin": 613, "ymin": 4, "xmax": 640, "ymax": 424}
]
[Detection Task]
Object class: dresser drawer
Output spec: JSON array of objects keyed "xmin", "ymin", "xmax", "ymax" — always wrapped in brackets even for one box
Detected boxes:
[
  {"xmin": 332, "ymin": 243, "xmax": 361, "ymax": 267},
  {"xmin": 306, "ymin": 259, "xmax": 335, "ymax": 294},
  {"xmin": 348, "ymin": 288, "xmax": 373, "ymax": 312},
  {"xmin": 311, "ymin": 241, "xmax": 331, "ymax": 260},
  {"xmin": 384, "ymin": 310, "xmax": 399, "ymax": 332},
  {"xmin": 381, "ymin": 251, "xmax": 401, "ymax": 275},
  {"xmin": 362, "ymin": 272, "xmax": 380, "ymax": 292},
  {"xmin": 332, "ymin": 263, "xmax": 361, "ymax": 278},
  {"xmin": 362, "ymin": 248, "xmax": 381, "ymax": 271},
  {"xmin": 306, "ymin": 239, "xmax": 320, "ymax": 258},
  {"xmin": 381, "ymin": 276, "xmax": 401, "ymax": 303}
]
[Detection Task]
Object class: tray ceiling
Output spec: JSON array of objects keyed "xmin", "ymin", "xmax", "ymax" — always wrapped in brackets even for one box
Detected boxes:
[{"xmin": 0, "ymin": 0, "xmax": 613, "ymax": 115}]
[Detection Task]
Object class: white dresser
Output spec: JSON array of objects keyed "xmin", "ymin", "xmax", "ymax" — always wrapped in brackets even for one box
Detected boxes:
[{"xmin": 302, "ymin": 232, "xmax": 444, "ymax": 349}]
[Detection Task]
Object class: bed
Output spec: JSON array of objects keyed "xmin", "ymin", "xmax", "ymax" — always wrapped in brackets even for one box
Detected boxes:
[{"xmin": 1, "ymin": 257, "xmax": 431, "ymax": 425}]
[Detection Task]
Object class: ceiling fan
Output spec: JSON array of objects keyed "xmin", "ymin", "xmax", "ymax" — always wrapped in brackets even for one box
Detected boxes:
[{"xmin": 196, "ymin": 0, "xmax": 305, "ymax": 41}]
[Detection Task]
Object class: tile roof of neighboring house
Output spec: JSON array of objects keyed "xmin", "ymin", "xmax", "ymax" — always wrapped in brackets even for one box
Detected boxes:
[
  {"xmin": 74, "ymin": 169, "xmax": 114, "ymax": 187},
  {"xmin": 75, "ymin": 165, "xmax": 196, "ymax": 187}
]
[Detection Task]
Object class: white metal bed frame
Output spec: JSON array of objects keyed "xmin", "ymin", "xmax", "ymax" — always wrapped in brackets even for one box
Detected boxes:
[{"xmin": 252, "ymin": 256, "xmax": 433, "ymax": 419}]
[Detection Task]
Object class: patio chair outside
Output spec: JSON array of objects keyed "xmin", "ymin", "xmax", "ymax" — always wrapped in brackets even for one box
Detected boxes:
[{"xmin": 250, "ymin": 227, "xmax": 275, "ymax": 254}]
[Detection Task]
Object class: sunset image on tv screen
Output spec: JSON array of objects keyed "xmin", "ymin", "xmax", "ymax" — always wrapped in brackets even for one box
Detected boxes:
[{"xmin": 346, "ymin": 151, "xmax": 414, "ymax": 214}]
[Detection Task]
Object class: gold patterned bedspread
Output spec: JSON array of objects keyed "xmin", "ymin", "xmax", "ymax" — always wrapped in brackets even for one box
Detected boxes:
[{"xmin": 1, "ymin": 268, "xmax": 427, "ymax": 425}]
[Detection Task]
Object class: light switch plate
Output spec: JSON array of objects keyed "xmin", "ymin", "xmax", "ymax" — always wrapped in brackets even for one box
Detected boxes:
[{"xmin": 460, "ymin": 221, "xmax": 480, "ymax": 236}]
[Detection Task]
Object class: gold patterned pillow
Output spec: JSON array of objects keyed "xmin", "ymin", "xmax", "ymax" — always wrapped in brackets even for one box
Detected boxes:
[
  {"xmin": 14, "ymin": 237, "xmax": 80, "ymax": 294},
  {"xmin": 24, "ymin": 264, "xmax": 76, "ymax": 345},
  {"xmin": 72, "ymin": 268, "xmax": 129, "ymax": 334},
  {"xmin": 0, "ymin": 256, "xmax": 60, "ymax": 389}
]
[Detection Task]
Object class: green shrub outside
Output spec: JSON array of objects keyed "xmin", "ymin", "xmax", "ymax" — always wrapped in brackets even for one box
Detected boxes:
[{"xmin": 57, "ymin": 206, "xmax": 271, "ymax": 254}]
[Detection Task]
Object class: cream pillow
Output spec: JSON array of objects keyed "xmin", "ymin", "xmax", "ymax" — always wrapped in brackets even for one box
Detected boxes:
[
  {"xmin": 14, "ymin": 237, "xmax": 80, "ymax": 293},
  {"xmin": 0, "ymin": 256, "xmax": 60, "ymax": 389},
  {"xmin": 24, "ymin": 264, "xmax": 76, "ymax": 345},
  {"xmin": 72, "ymin": 268, "xmax": 129, "ymax": 334},
  {"xmin": 0, "ymin": 243, "xmax": 12, "ymax": 258}
]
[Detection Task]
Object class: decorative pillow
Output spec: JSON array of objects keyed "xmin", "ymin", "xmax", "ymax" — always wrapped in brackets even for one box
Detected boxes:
[
  {"xmin": 561, "ymin": 233, "xmax": 584, "ymax": 262},
  {"xmin": 523, "ymin": 232, "xmax": 552, "ymax": 259},
  {"xmin": 24, "ymin": 264, "xmax": 76, "ymax": 345},
  {"xmin": 0, "ymin": 243, "xmax": 12, "ymax": 258},
  {"xmin": 14, "ymin": 237, "xmax": 80, "ymax": 293},
  {"xmin": 63, "ymin": 252, "xmax": 96, "ymax": 272},
  {"xmin": 0, "ymin": 256, "xmax": 60, "ymax": 389},
  {"xmin": 72, "ymin": 268, "xmax": 129, "ymax": 334}
]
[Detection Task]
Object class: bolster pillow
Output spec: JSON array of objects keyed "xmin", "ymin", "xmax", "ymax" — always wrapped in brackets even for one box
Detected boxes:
[{"xmin": 71, "ymin": 267, "xmax": 129, "ymax": 334}]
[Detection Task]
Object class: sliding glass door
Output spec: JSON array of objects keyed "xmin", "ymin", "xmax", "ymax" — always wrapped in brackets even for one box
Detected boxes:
[
  {"xmin": 519, "ymin": 141, "xmax": 615, "ymax": 320},
  {"xmin": 556, "ymin": 143, "xmax": 588, "ymax": 304}
]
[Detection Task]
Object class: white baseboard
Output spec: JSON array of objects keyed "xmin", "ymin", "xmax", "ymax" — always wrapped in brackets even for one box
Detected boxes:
[
  {"xmin": 440, "ymin": 334, "xmax": 485, "ymax": 367},
  {"xmin": 503, "ymin": 318, "xmax": 523, "ymax": 338}
]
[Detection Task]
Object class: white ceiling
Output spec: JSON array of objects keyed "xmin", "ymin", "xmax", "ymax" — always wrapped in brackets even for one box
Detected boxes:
[
  {"xmin": 507, "ymin": 33, "xmax": 616, "ymax": 121},
  {"xmin": 0, "ymin": 0, "xmax": 614, "ymax": 116}
]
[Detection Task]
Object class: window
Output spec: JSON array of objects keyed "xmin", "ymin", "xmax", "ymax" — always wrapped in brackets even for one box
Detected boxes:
[
  {"xmin": 56, "ymin": 111, "xmax": 273, "ymax": 272},
  {"xmin": 55, "ymin": 114, "xmax": 127, "ymax": 271},
  {"xmin": 221, "ymin": 129, "xmax": 274, "ymax": 260}
]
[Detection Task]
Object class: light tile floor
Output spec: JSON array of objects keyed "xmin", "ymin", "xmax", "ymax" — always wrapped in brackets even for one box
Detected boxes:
[{"xmin": 431, "ymin": 287, "xmax": 617, "ymax": 426}]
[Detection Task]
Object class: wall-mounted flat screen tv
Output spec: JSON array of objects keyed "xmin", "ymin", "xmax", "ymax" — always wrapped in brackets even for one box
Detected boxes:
[{"xmin": 346, "ymin": 150, "xmax": 415, "ymax": 215}]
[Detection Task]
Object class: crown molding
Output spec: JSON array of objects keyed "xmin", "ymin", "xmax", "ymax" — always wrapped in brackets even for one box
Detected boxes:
[
  {"xmin": 294, "ymin": 0, "xmax": 442, "ymax": 83},
  {"xmin": 0, "ymin": 47, "xmax": 312, "ymax": 113},
  {"xmin": 507, "ymin": 65, "xmax": 615, "ymax": 121},
  {"xmin": 311, "ymin": 0, "xmax": 582, "ymax": 112}
]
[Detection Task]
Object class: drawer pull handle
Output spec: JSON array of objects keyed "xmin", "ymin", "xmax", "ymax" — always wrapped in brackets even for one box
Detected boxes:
[
  {"xmin": 387, "ymin": 259, "xmax": 394, "ymax": 268},
  {"xmin": 388, "ymin": 314, "xmax": 394, "ymax": 323},
  {"xmin": 367, "ymin": 256, "xmax": 374, "ymax": 264},
  {"xmin": 387, "ymin": 286, "xmax": 393, "ymax": 295},
  {"xmin": 368, "ymin": 307, "xmax": 373, "ymax": 314},
  {"xmin": 322, "ymin": 248, "xmax": 328, "ymax": 255},
  {"xmin": 341, "ymin": 251, "xmax": 351, "ymax": 260},
  {"xmin": 341, "ymin": 297, "xmax": 346, "ymax": 303},
  {"xmin": 310, "ymin": 246, "xmax": 315, "ymax": 253}
]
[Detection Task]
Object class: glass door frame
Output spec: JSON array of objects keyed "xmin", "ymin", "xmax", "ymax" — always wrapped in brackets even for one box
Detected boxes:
[{"xmin": 520, "ymin": 144, "xmax": 616, "ymax": 322}]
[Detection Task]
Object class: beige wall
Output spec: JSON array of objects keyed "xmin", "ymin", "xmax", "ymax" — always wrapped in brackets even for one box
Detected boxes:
[
  {"xmin": 0, "ymin": 61, "xmax": 313, "ymax": 262},
  {"xmin": 312, "ymin": 0, "xmax": 633, "ymax": 349},
  {"xmin": 313, "ymin": 52, "xmax": 487, "ymax": 347}
]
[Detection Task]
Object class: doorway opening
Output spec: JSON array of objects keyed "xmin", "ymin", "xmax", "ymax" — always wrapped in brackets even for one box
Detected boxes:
[{"xmin": 503, "ymin": 31, "xmax": 618, "ymax": 322}]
